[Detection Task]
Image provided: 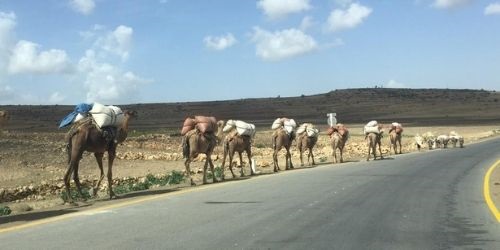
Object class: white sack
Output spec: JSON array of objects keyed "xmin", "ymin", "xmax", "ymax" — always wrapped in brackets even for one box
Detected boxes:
[
  {"xmin": 90, "ymin": 102, "xmax": 124, "ymax": 128},
  {"xmin": 366, "ymin": 120, "xmax": 378, "ymax": 127}
]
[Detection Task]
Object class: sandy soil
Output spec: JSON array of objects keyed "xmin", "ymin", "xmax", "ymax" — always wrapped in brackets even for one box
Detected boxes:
[{"xmin": 1, "ymin": 125, "xmax": 500, "ymax": 216}]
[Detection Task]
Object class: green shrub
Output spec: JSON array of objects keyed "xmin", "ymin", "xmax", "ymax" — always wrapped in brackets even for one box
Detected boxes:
[
  {"xmin": 60, "ymin": 188, "xmax": 91, "ymax": 203},
  {"xmin": 0, "ymin": 206, "xmax": 12, "ymax": 216}
]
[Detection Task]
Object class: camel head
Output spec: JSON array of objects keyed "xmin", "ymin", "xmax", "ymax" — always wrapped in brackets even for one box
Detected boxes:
[
  {"xmin": 0, "ymin": 111, "xmax": 9, "ymax": 121},
  {"xmin": 124, "ymin": 110, "xmax": 138, "ymax": 119},
  {"xmin": 216, "ymin": 120, "xmax": 225, "ymax": 143}
]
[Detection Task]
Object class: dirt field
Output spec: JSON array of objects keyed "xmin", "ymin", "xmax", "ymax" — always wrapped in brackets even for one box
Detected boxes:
[
  {"xmin": 1, "ymin": 125, "xmax": 499, "ymax": 215},
  {"xmin": 1, "ymin": 88, "xmax": 500, "ymax": 218}
]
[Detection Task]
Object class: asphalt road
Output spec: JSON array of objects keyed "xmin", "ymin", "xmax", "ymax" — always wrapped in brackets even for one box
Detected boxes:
[{"xmin": 1, "ymin": 138, "xmax": 500, "ymax": 249}]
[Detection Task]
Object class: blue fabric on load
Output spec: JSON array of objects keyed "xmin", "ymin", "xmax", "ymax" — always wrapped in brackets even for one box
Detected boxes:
[{"xmin": 58, "ymin": 103, "xmax": 93, "ymax": 128}]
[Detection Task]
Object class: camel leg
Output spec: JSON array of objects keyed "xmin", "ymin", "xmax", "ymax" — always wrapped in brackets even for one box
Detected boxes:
[
  {"xmin": 228, "ymin": 150, "xmax": 237, "ymax": 179},
  {"xmin": 208, "ymin": 157, "xmax": 218, "ymax": 183},
  {"xmin": 247, "ymin": 150, "xmax": 254, "ymax": 176},
  {"xmin": 107, "ymin": 148, "xmax": 116, "ymax": 199},
  {"xmin": 398, "ymin": 137, "xmax": 402, "ymax": 154},
  {"xmin": 64, "ymin": 160, "xmax": 77, "ymax": 204},
  {"xmin": 339, "ymin": 146, "xmax": 344, "ymax": 163},
  {"xmin": 221, "ymin": 143, "xmax": 228, "ymax": 181},
  {"xmin": 238, "ymin": 151, "xmax": 245, "ymax": 177},
  {"xmin": 299, "ymin": 148, "xmax": 304, "ymax": 167},
  {"xmin": 286, "ymin": 148, "xmax": 293, "ymax": 170},
  {"xmin": 366, "ymin": 140, "xmax": 371, "ymax": 161},
  {"xmin": 310, "ymin": 147, "xmax": 315, "ymax": 166},
  {"xmin": 184, "ymin": 158, "xmax": 196, "ymax": 186},
  {"xmin": 72, "ymin": 162, "xmax": 85, "ymax": 200},
  {"xmin": 94, "ymin": 152, "xmax": 105, "ymax": 197},
  {"xmin": 202, "ymin": 158, "xmax": 209, "ymax": 184},
  {"xmin": 273, "ymin": 150, "xmax": 279, "ymax": 172},
  {"xmin": 378, "ymin": 142, "xmax": 383, "ymax": 160}
]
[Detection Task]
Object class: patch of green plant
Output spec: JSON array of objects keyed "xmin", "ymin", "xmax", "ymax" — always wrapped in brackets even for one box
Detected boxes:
[
  {"xmin": 113, "ymin": 171, "xmax": 185, "ymax": 195},
  {"xmin": 255, "ymin": 143, "xmax": 266, "ymax": 148},
  {"xmin": 319, "ymin": 157, "xmax": 327, "ymax": 163},
  {"xmin": 0, "ymin": 205, "xmax": 12, "ymax": 216},
  {"xmin": 60, "ymin": 188, "xmax": 91, "ymax": 203}
]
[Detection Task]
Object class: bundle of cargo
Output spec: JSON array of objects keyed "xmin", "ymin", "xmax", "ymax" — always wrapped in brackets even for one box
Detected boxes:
[
  {"xmin": 59, "ymin": 103, "xmax": 93, "ymax": 128},
  {"xmin": 296, "ymin": 123, "xmax": 319, "ymax": 137},
  {"xmin": 181, "ymin": 116, "xmax": 218, "ymax": 135},
  {"xmin": 222, "ymin": 120, "xmax": 256, "ymax": 137},
  {"xmin": 89, "ymin": 103, "xmax": 125, "ymax": 129},
  {"xmin": 363, "ymin": 120, "xmax": 382, "ymax": 135},
  {"xmin": 390, "ymin": 122, "xmax": 403, "ymax": 134},
  {"xmin": 327, "ymin": 123, "xmax": 349, "ymax": 137},
  {"xmin": 271, "ymin": 118, "xmax": 296, "ymax": 134}
]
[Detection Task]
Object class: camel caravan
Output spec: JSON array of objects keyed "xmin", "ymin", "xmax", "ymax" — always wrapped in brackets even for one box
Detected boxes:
[{"xmin": 52, "ymin": 104, "xmax": 466, "ymax": 202}]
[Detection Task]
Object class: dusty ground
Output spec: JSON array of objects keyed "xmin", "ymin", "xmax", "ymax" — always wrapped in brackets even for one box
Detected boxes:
[{"xmin": 1, "ymin": 125, "xmax": 499, "ymax": 216}]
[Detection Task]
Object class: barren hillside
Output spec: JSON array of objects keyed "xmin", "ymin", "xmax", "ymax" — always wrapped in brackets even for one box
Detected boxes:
[{"xmin": 1, "ymin": 88, "xmax": 499, "ymax": 132}]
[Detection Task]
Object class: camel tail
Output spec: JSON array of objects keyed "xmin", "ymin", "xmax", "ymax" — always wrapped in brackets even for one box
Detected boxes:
[
  {"xmin": 66, "ymin": 135, "xmax": 73, "ymax": 164},
  {"xmin": 182, "ymin": 136, "xmax": 190, "ymax": 159}
]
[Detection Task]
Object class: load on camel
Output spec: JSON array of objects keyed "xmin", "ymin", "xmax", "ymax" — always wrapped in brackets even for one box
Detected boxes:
[
  {"xmin": 327, "ymin": 123, "xmax": 349, "ymax": 163},
  {"xmin": 220, "ymin": 120, "xmax": 256, "ymax": 180},
  {"xmin": 271, "ymin": 118, "xmax": 296, "ymax": 172},
  {"xmin": 296, "ymin": 123, "xmax": 319, "ymax": 166},
  {"xmin": 181, "ymin": 116, "xmax": 224, "ymax": 185},
  {"xmin": 59, "ymin": 103, "xmax": 137, "ymax": 203},
  {"xmin": 364, "ymin": 120, "xmax": 384, "ymax": 161},
  {"xmin": 449, "ymin": 131, "xmax": 464, "ymax": 148},
  {"xmin": 389, "ymin": 122, "xmax": 403, "ymax": 155}
]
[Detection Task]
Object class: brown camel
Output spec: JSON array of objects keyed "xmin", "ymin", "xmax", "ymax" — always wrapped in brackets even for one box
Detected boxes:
[
  {"xmin": 331, "ymin": 130, "xmax": 349, "ymax": 163},
  {"xmin": 64, "ymin": 110, "xmax": 137, "ymax": 203},
  {"xmin": 221, "ymin": 131, "xmax": 254, "ymax": 180},
  {"xmin": 272, "ymin": 128, "xmax": 295, "ymax": 172},
  {"xmin": 366, "ymin": 132, "xmax": 384, "ymax": 161},
  {"xmin": 297, "ymin": 133, "xmax": 317, "ymax": 166},
  {"xmin": 389, "ymin": 130, "xmax": 402, "ymax": 155},
  {"xmin": 183, "ymin": 121, "xmax": 224, "ymax": 185}
]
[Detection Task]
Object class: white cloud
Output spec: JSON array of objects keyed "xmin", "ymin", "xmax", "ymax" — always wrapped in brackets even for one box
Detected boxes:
[
  {"xmin": 95, "ymin": 25, "xmax": 133, "ymax": 61},
  {"xmin": 48, "ymin": 92, "xmax": 66, "ymax": 104},
  {"xmin": 203, "ymin": 33, "xmax": 237, "ymax": 51},
  {"xmin": 326, "ymin": 3, "xmax": 372, "ymax": 32},
  {"xmin": 299, "ymin": 16, "xmax": 314, "ymax": 31},
  {"xmin": 78, "ymin": 50, "xmax": 151, "ymax": 103},
  {"xmin": 70, "ymin": 0, "xmax": 96, "ymax": 15},
  {"xmin": 8, "ymin": 40, "xmax": 72, "ymax": 74},
  {"xmin": 432, "ymin": 0, "xmax": 472, "ymax": 9},
  {"xmin": 386, "ymin": 80, "xmax": 407, "ymax": 88},
  {"xmin": 251, "ymin": 27, "xmax": 317, "ymax": 61},
  {"xmin": 257, "ymin": 0, "xmax": 311, "ymax": 19},
  {"xmin": 485, "ymin": 3, "xmax": 500, "ymax": 15}
]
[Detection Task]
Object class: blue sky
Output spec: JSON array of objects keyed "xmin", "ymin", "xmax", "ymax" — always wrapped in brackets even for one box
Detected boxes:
[{"xmin": 0, "ymin": 0, "xmax": 499, "ymax": 104}]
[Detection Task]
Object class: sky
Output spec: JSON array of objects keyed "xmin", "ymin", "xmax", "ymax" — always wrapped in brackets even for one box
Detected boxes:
[{"xmin": 0, "ymin": 0, "xmax": 499, "ymax": 105}]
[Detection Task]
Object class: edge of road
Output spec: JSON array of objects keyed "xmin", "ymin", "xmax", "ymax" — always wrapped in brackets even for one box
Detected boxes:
[{"xmin": 484, "ymin": 159, "xmax": 500, "ymax": 222}]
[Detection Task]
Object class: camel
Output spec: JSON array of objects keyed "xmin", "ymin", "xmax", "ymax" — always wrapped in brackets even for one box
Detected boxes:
[
  {"xmin": 297, "ymin": 132, "xmax": 317, "ymax": 166},
  {"xmin": 64, "ymin": 110, "xmax": 137, "ymax": 203},
  {"xmin": 331, "ymin": 130, "xmax": 349, "ymax": 163},
  {"xmin": 389, "ymin": 130, "xmax": 402, "ymax": 155},
  {"xmin": 366, "ymin": 132, "xmax": 384, "ymax": 161},
  {"xmin": 183, "ymin": 121, "xmax": 224, "ymax": 185},
  {"xmin": 272, "ymin": 128, "xmax": 295, "ymax": 172},
  {"xmin": 221, "ymin": 131, "xmax": 254, "ymax": 180}
]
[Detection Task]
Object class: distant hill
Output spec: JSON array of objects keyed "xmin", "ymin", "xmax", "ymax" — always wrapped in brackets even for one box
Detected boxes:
[{"xmin": 1, "ymin": 88, "xmax": 499, "ymax": 132}]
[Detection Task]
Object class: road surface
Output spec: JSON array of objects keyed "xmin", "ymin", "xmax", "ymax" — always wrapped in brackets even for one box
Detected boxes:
[{"xmin": 1, "ymin": 138, "xmax": 500, "ymax": 249}]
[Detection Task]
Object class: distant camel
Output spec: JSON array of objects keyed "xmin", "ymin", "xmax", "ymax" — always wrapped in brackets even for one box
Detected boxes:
[
  {"xmin": 221, "ymin": 132, "xmax": 254, "ymax": 180},
  {"xmin": 183, "ymin": 121, "xmax": 224, "ymax": 185},
  {"xmin": 297, "ymin": 132, "xmax": 317, "ymax": 166},
  {"xmin": 389, "ymin": 130, "xmax": 402, "ymax": 154},
  {"xmin": 331, "ymin": 129, "xmax": 349, "ymax": 163},
  {"xmin": 272, "ymin": 128, "xmax": 295, "ymax": 172},
  {"xmin": 366, "ymin": 132, "xmax": 384, "ymax": 161},
  {"xmin": 65, "ymin": 110, "xmax": 137, "ymax": 203}
]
